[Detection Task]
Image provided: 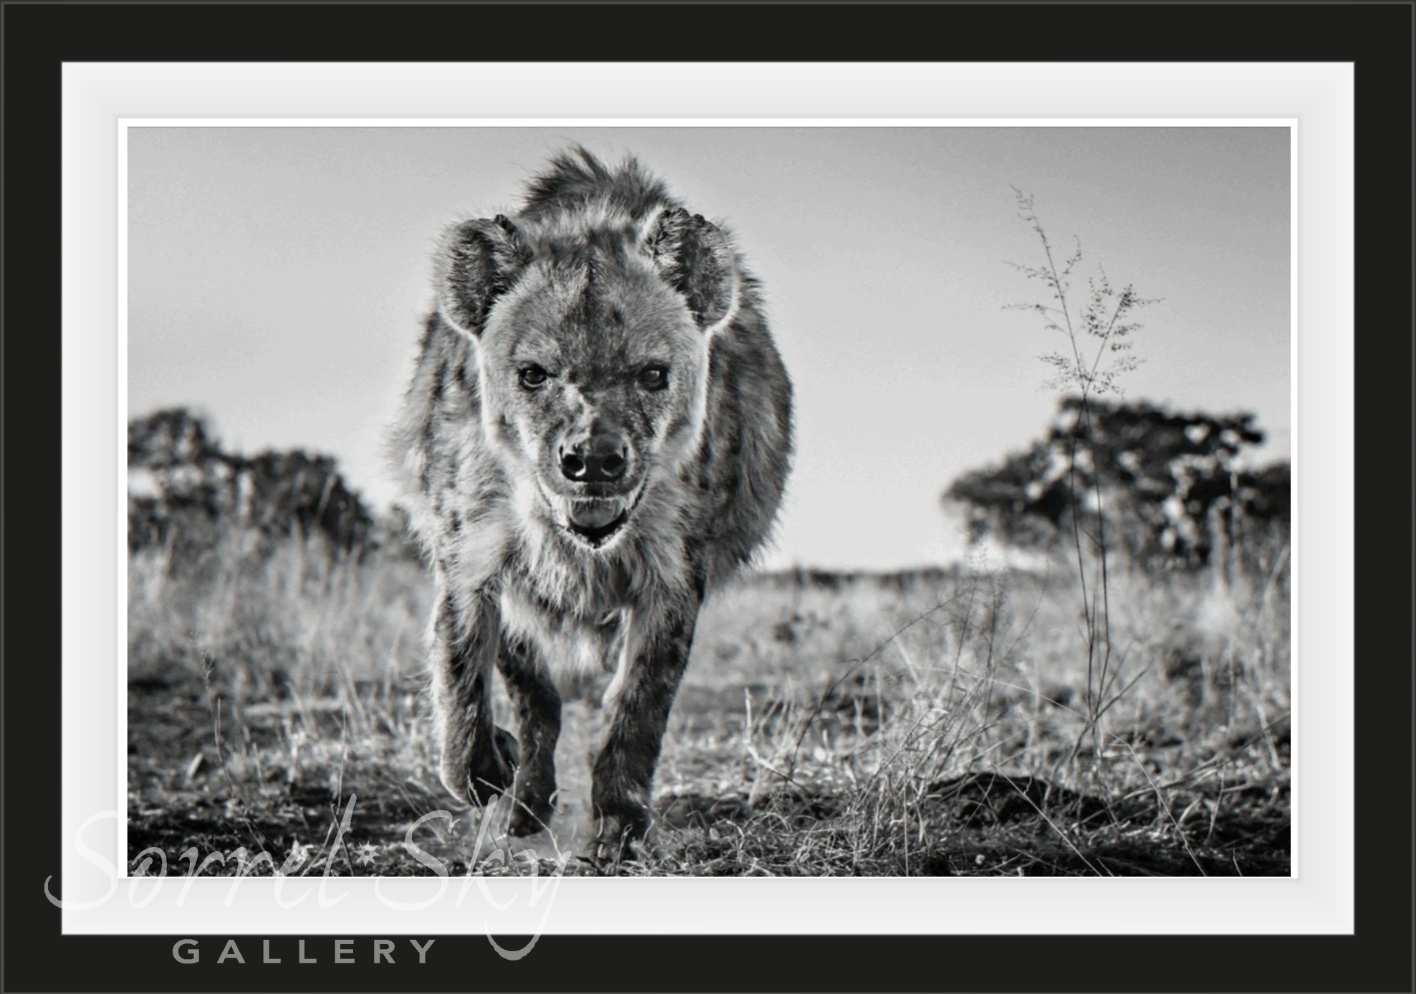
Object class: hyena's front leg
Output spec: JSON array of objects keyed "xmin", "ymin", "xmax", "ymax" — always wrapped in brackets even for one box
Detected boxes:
[
  {"xmin": 590, "ymin": 604, "xmax": 698, "ymax": 863},
  {"xmin": 496, "ymin": 638, "xmax": 562, "ymax": 837},
  {"xmin": 431, "ymin": 592, "xmax": 518, "ymax": 806}
]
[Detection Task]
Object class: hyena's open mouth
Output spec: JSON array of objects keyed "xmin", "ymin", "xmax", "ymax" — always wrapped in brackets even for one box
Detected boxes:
[
  {"xmin": 556, "ymin": 488, "xmax": 645, "ymax": 550},
  {"xmin": 566, "ymin": 506, "xmax": 630, "ymax": 546}
]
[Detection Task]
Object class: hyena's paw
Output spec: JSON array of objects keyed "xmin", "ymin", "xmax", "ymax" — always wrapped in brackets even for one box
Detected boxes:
[
  {"xmin": 588, "ymin": 803, "xmax": 652, "ymax": 869},
  {"xmin": 506, "ymin": 743, "xmax": 557, "ymax": 837},
  {"xmin": 441, "ymin": 726, "xmax": 520, "ymax": 807},
  {"xmin": 506, "ymin": 785, "xmax": 556, "ymax": 838}
]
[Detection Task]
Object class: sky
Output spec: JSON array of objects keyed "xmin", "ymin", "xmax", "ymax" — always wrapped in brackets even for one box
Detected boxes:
[{"xmin": 127, "ymin": 126, "xmax": 1290, "ymax": 572}]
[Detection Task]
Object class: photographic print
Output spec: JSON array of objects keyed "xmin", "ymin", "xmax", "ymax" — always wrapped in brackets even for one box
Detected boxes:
[{"xmin": 124, "ymin": 124, "xmax": 1292, "ymax": 879}]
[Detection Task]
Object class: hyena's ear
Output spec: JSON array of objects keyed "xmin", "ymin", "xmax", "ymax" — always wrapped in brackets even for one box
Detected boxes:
[
  {"xmin": 641, "ymin": 207, "xmax": 740, "ymax": 334},
  {"xmin": 436, "ymin": 215, "xmax": 531, "ymax": 338}
]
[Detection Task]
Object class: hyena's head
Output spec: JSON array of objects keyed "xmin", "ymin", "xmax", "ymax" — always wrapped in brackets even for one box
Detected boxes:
[{"xmin": 435, "ymin": 203, "xmax": 740, "ymax": 553}]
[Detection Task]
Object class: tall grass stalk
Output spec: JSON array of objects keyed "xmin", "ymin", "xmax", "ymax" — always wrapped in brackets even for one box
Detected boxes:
[{"xmin": 1006, "ymin": 187, "xmax": 1157, "ymax": 780}]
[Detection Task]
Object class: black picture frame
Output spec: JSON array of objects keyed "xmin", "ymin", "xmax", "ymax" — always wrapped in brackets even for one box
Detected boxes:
[{"xmin": 3, "ymin": 2, "xmax": 1411, "ymax": 992}]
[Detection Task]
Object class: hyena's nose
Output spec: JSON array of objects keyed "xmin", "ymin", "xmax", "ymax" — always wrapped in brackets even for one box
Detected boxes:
[{"xmin": 560, "ymin": 439, "xmax": 628, "ymax": 483}]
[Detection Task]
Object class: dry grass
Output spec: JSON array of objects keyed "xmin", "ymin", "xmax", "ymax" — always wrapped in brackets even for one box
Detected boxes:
[{"xmin": 127, "ymin": 530, "xmax": 1289, "ymax": 878}]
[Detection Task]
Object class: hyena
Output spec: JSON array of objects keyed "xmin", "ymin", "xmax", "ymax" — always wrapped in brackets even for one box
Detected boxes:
[{"xmin": 391, "ymin": 148, "xmax": 793, "ymax": 859}]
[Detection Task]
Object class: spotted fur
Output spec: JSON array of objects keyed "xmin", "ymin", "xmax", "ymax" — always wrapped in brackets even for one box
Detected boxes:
[{"xmin": 390, "ymin": 148, "xmax": 793, "ymax": 858}]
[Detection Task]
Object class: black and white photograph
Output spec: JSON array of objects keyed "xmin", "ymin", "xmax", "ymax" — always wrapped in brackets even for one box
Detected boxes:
[
  {"xmin": 123, "ymin": 125, "xmax": 1294, "ymax": 878},
  {"xmin": 7, "ymin": 0, "xmax": 1409, "ymax": 986}
]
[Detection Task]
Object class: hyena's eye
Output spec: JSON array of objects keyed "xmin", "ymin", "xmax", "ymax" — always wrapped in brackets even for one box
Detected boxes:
[
  {"xmin": 638, "ymin": 364, "xmax": 669, "ymax": 391},
  {"xmin": 518, "ymin": 365, "xmax": 549, "ymax": 390}
]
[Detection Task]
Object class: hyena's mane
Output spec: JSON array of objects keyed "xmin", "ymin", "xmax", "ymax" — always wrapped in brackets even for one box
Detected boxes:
[{"xmin": 517, "ymin": 146, "xmax": 673, "ymax": 226}]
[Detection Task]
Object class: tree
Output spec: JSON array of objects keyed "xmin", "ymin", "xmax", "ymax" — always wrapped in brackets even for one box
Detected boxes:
[
  {"xmin": 127, "ymin": 408, "xmax": 375, "ymax": 559},
  {"xmin": 945, "ymin": 396, "xmax": 1290, "ymax": 570},
  {"xmin": 128, "ymin": 408, "xmax": 237, "ymax": 552},
  {"xmin": 236, "ymin": 449, "xmax": 374, "ymax": 554}
]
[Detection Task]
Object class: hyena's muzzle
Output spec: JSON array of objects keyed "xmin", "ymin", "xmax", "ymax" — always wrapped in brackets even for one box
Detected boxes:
[{"xmin": 543, "ymin": 420, "xmax": 647, "ymax": 550}]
